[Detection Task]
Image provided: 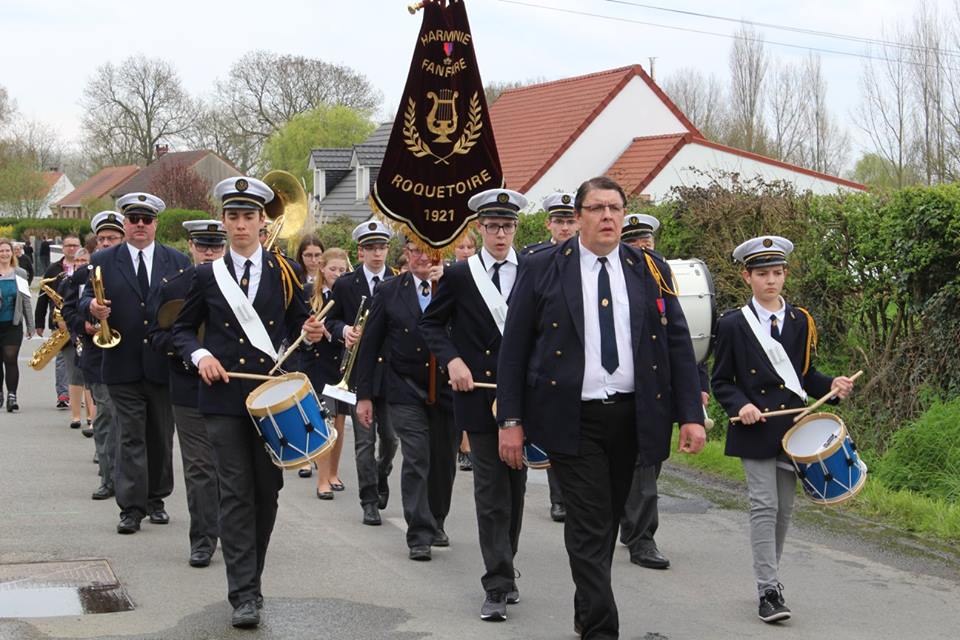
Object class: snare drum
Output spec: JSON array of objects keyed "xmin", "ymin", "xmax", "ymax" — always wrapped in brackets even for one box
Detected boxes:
[
  {"xmin": 782, "ymin": 412, "xmax": 867, "ymax": 505},
  {"xmin": 245, "ymin": 372, "xmax": 336, "ymax": 470},
  {"xmin": 523, "ymin": 442, "xmax": 551, "ymax": 469},
  {"xmin": 667, "ymin": 258, "xmax": 715, "ymax": 364}
]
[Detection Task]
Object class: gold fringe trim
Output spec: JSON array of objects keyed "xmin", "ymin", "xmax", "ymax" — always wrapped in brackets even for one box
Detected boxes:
[
  {"xmin": 368, "ymin": 195, "xmax": 474, "ymax": 262},
  {"xmin": 795, "ymin": 306, "xmax": 818, "ymax": 376}
]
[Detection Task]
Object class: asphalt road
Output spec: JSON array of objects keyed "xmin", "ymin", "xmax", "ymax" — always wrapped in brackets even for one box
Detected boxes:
[{"xmin": 1, "ymin": 344, "xmax": 958, "ymax": 639}]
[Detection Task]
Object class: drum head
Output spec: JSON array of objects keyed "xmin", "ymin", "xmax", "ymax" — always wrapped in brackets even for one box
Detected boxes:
[
  {"xmin": 784, "ymin": 414, "xmax": 844, "ymax": 458},
  {"xmin": 248, "ymin": 376, "xmax": 307, "ymax": 410}
]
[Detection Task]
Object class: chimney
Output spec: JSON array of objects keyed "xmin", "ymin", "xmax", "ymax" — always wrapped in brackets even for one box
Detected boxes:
[{"xmin": 155, "ymin": 144, "xmax": 169, "ymax": 158}]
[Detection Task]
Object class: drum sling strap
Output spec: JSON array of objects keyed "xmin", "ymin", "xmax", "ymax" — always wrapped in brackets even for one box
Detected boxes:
[
  {"xmin": 467, "ymin": 254, "xmax": 508, "ymax": 336},
  {"xmin": 740, "ymin": 304, "xmax": 807, "ymax": 402},
  {"xmin": 212, "ymin": 257, "xmax": 278, "ymax": 362}
]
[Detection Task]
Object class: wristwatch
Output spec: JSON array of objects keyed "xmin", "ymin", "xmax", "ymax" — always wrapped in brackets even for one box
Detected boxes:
[{"xmin": 499, "ymin": 419, "xmax": 522, "ymax": 430}]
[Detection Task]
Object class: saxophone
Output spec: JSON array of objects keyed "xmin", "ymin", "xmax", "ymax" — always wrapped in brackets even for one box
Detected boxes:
[{"xmin": 29, "ymin": 275, "xmax": 70, "ymax": 371}]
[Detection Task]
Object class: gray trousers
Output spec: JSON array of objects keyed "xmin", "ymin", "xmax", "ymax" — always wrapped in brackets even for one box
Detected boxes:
[
  {"xmin": 389, "ymin": 402, "xmax": 458, "ymax": 548},
  {"xmin": 349, "ymin": 398, "xmax": 398, "ymax": 507},
  {"xmin": 619, "ymin": 461, "xmax": 662, "ymax": 554},
  {"xmin": 469, "ymin": 431, "xmax": 527, "ymax": 593},
  {"xmin": 54, "ymin": 350, "xmax": 67, "ymax": 397},
  {"xmin": 173, "ymin": 405, "xmax": 220, "ymax": 556},
  {"xmin": 741, "ymin": 456, "xmax": 797, "ymax": 596},
  {"xmin": 108, "ymin": 381, "xmax": 175, "ymax": 520},
  {"xmin": 89, "ymin": 382, "xmax": 117, "ymax": 490}
]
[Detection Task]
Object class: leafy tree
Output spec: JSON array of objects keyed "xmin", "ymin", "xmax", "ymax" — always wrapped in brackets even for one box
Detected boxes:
[{"xmin": 260, "ymin": 106, "xmax": 375, "ymax": 190}]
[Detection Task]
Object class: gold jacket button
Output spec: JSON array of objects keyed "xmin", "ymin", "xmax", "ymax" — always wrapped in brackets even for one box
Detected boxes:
[
  {"xmin": 779, "ymin": 384, "xmax": 785, "ymax": 390},
  {"xmin": 651, "ymin": 335, "xmax": 657, "ymax": 341},
  {"xmin": 268, "ymin": 320, "xmax": 274, "ymax": 326},
  {"xmin": 750, "ymin": 369, "xmax": 757, "ymax": 374},
  {"xmin": 239, "ymin": 338, "xmax": 245, "ymax": 344},
  {"xmin": 484, "ymin": 350, "xmax": 491, "ymax": 356},
  {"xmin": 552, "ymin": 322, "xmax": 559, "ymax": 328},
  {"xmin": 760, "ymin": 389, "xmax": 766, "ymax": 395},
  {"xmin": 779, "ymin": 404, "xmax": 786, "ymax": 409},
  {"xmin": 403, "ymin": 328, "xmax": 409, "ymax": 333},
  {"xmin": 555, "ymin": 350, "xmax": 562, "ymax": 357},
  {"xmin": 416, "ymin": 347, "xmax": 422, "ymax": 352},
  {"xmin": 239, "ymin": 358, "xmax": 246, "ymax": 365},
  {"xmin": 140, "ymin": 302, "xmax": 145, "ymax": 308},
  {"xmin": 550, "ymin": 380, "xmax": 557, "ymax": 386},
  {"xmin": 485, "ymin": 370, "xmax": 492, "ymax": 377},
  {"xmin": 143, "ymin": 320, "xmax": 148, "ymax": 325},
  {"xmin": 224, "ymin": 322, "xmax": 230, "ymax": 327},
  {"xmin": 652, "ymin": 364, "xmax": 658, "ymax": 370},
  {"xmin": 377, "ymin": 357, "xmax": 383, "ymax": 363},
  {"xmin": 142, "ymin": 338, "xmax": 148, "ymax": 344},
  {"xmin": 259, "ymin": 357, "xmax": 266, "ymax": 363},
  {"xmin": 656, "ymin": 393, "xmax": 662, "ymax": 399}
]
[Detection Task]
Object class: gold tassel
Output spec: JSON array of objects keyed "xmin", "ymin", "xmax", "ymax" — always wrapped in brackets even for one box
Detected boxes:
[{"xmin": 643, "ymin": 252, "xmax": 678, "ymax": 297}]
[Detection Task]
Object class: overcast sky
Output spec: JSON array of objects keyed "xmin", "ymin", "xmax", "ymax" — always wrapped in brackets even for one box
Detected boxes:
[{"xmin": 1, "ymin": 0, "xmax": 949, "ymax": 161}]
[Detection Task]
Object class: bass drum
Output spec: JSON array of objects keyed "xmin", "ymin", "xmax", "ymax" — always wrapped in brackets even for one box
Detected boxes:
[{"xmin": 667, "ymin": 258, "xmax": 715, "ymax": 364}]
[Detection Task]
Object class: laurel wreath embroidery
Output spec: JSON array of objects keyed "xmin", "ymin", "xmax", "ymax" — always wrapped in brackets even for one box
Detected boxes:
[{"xmin": 404, "ymin": 92, "xmax": 483, "ymax": 165}]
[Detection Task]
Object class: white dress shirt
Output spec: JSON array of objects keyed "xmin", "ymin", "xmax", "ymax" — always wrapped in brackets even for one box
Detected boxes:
[
  {"xmin": 479, "ymin": 246, "xmax": 518, "ymax": 300},
  {"xmin": 125, "ymin": 242, "xmax": 155, "ymax": 286},
  {"xmin": 751, "ymin": 296, "xmax": 786, "ymax": 338},
  {"xmin": 231, "ymin": 247, "xmax": 263, "ymax": 302},
  {"xmin": 579, "ymin": 240, "xmax": 634, "ymax": 400},
  {"xmin": 363, "ymin": 264, "xmax": 387, "ymax": 297}
]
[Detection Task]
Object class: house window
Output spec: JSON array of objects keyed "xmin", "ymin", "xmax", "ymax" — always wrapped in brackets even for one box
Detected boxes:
[
  {"xmin": 356, "ymin": 166, "xmax": 368, "ymax": 201},
  {"xmin": 315, "ymin": 169, "xmax": 326, "ymax": 201}
]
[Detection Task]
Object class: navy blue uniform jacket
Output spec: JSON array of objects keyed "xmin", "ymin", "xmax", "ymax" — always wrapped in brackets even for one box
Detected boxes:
[
  {"xmin": 419, "ymin": 255, "xmax": 521, "ymax": 434},
  {"xmin": 711, "ymin": 302, "xmax": 835, "ymax": 459},
  {"xmin": 292, "ymin": 283, "xmax": 342, "ymax": 390},
  {"xmin": 60, "ymin": 265, "xmax": 102, "ymax": 384},
  {"xmin": 356, "ymin": 272, "xmax": 451, "ymax": 409},
  {"xmin": 147, "ymin": 266, "xmax": 200, "ymax": 409},
  {"xmin": 170, "ymin": 249, "xmax": 310, "ymax": 417},
  {"xmin": 79, "ymin": 242, "xmax": 190, "ymax": 385},
  {"xmin": 496, "ymin": 239, "xmax": 703, "ymax": 464}
]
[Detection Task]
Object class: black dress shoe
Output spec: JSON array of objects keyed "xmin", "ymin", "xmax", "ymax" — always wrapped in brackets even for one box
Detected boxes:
[
  {"xmin": 316, "ymin": 488, "xmax": 334, "ymax": 500},
  {"xmin": 409, "ymin": 545, "xmax": 432, "ymax": 561},
  {"xmin": 91, "ymin": 485, "xmax": 114, "ymax": 500},
  {"xmin": 6, "ymin": 394, "xmax": 17, "ymax": 412},
  {"xmin": 231, "ymin": 600, "xmax": 260, "ymax": 628},
  {"xmin": 377, "ymin": 484, "xmax": 389, "ymax": 510},
  {"xmin": 458, "ymin": 451, "xmax": 473, "ymax": 471},
  {"xmin": 148, "ymin": 509, "xmax": 170, "ymax": 525},
  {"xmin": 298, "ymin": 465, "xmax": 313, "ymax": 478},
  {"xmin": 362, "ymin": 503, "xmax": 381, "ymax": 526},
  {"xmin": 432, "ymin": 529, "xmax": 450, "ymax": 547},
  {"xmin": 69, "ymin": 420, "xmax": 81, "ymax": 429},
  {"xmin": 81, "ymin": 423, "xmax": 94, "ymax": 438},
  {"xmin": 330, "ymin": 480, "xmax": 345, "ymax": 492},
  {"xmin": 189, "ymin": 550, "xmax": 212, "ymax": 567},
  {"xmin": 117, "ymin": 516, "xmax": 140, "ymax": 534},
  {"xmin": 631, "ymin": 546, "xmax": 670, "ymax": 569},
  {"xmin": 550, "ymin": 502, "xmax": 566, "ymax": 522}
]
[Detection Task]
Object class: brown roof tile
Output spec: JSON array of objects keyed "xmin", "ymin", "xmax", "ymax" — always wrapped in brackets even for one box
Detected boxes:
[
  {"xmin": 55, "ymin": 165, "xmax": 141, "ymax": 207},
  {"xmin": 489, "ymin": 65, "xmax": 699, "ymax": 192},
  {"xmin": 606, "ymin": 134, "xmax": 691, "ymax": 195},
  {"xmin": 111, "ymin": 150, "xmax": 235, "ymax": 197}
]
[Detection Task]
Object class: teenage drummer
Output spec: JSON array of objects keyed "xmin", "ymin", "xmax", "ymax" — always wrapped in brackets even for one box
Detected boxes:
[
  {"xmin": 710, "ymin": 235, "xmax": 855, "ymax": 624},
  {"xmin": 171, "ymin": 177, "xmax": 328, "ymax": 629}
]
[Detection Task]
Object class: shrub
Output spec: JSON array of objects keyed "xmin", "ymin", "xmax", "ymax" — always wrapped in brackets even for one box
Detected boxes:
[
  {"xmin": 156, "ymin": 209, "xmax": 215, "ymax": 244},
  {"xmin": 13, "ymin": 218, "xmax": 91, "ymax": 240}
]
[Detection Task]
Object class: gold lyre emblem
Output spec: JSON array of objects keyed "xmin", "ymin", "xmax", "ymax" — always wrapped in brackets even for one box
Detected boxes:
[{"xmin": 426, "ymin": 89, "xmax": 460, "ymax": 143}]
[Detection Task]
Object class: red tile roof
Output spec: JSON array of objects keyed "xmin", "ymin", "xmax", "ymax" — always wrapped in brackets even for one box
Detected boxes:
[
  {"xmin": 55, "ymin": 165, "xmax": 141, "ymax": 207},
  {"xmin": 111, "ymin": 150, "xmax": 234, "ymax": 197},
  {"xmin": 608, "ymin": 134, "xmax": 867, "ymax": 194},
  {"xmin": 489, "ymin": 65, "xmax": 699, "ymax": 192},
  {"xmin": 606, "ymin": 134, "xmax": 692, "ymax": 195}
]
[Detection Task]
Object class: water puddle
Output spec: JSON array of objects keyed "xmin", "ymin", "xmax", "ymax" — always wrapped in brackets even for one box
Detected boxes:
[{"xmin": 0, "ymin": 559, "xmax": 134, "ymax": 618}]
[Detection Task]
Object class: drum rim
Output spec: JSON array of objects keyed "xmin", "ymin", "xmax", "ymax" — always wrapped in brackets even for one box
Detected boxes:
[
  {"xmin": 263, "ymin": 428, "xmax": 339, "ymax": 470},
  {"xmin": 781, "ymin": 412, "xmax": 848, "ymax": 463},
  {"xmin": 246, "ymin": 371, "xmax": 317, "ymax": 416}
]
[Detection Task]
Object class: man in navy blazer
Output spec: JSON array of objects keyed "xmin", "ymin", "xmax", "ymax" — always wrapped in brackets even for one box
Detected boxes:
[
  {"xmin": 496, "ymin": 177, "xmax": 706, "ymax": 639},
  {"xmin": 82, "ymin": 192, "xmax": 190, "ymax": 535}
]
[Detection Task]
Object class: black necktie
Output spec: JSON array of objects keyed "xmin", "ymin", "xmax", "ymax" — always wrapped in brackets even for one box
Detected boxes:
[
  {"xmin": 420, "ymin": 281, "xmax": 431, "ymax": 297},
  {"xmin": 371, "ymin": 274, "xmax": 380, "ymax": 295},
  {"xmin": 239, "ymin": 259, "xmax": 252, "ymax": 297},
  {"xmin": 597, "ymin": 257, "xmax": 618, "ymax": 374},
  {"xmin": 770, "ymin": 315, "xmax": 781, "ymax": 342},
  {"xmin": 323, "ymin": 289, "xmax": 331, "ymax": 303},
  {"xmin": 136, "ymin": 250, "xmax": 149, "ymax": 298},
  {"xmin": 491, "ymin": 261, "xmax": 505, "ymax": 293}
]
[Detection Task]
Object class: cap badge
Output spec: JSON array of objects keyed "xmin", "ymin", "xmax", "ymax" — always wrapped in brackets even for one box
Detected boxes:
[
  {"xmin": 207, "ymin": 224, "xmax": 217, "ymax": 232},
  {"xmin": 235, "ymin": 178, "xmax": 249, "ymax": 192},
  {"xmin": 108, "ymin": 214, "xmax": 117, "ymax": 223},
  {"xmin": 368, "ymin": 222, "xmax": 377, "ymax": 231},
  {"xmin": 138, "ymin": 195, "xmax": 147, "ymax": 202},
  {"xmin": 561, "ymin": 194, "xmax": 571, "ymax": 204},
  {"xmin": 762, "ymin": 238, "xmax": 773, "ymax": 248},
  {"xmin": 630, "ymin": 216, "xmax": 638, "ymax": 225},
  {"xmin": 497, "ymin": 193, "xmax": 509, "ymax": 204}
]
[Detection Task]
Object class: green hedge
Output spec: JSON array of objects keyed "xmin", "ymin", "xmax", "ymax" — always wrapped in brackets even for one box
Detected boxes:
[{"xmin": 13, "ymin": 218, "xmax": 92, "ymax": 240}]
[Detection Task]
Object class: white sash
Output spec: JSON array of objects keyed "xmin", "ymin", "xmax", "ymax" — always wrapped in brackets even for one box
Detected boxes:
[
  {"xmin": 15, "ymin": 275, "xmax": 30, "ymax": 297},
  {"xmin": 213, "ymin": 258, "xmax": 278, "ymax": 361},
  {"xmin": 467, "ymin": 254, "xmax": 508, "ymax": 335},
  {"xmin": 740, "ymin": 305, "xmax": 807, "ymax": 401}
]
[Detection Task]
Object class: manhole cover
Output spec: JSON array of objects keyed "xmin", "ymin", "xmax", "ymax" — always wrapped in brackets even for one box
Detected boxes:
[{"xmin": 0, "ymin": 559, "xmax": 134, "ymax": 618}]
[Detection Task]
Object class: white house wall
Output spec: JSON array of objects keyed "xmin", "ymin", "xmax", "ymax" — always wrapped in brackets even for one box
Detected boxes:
[
  {"xmin": 523, "ymin": 77, "xmax": 690, "ymax": 207},
  {"xmin": 643, "ymin": 143, "xmax": 857, "ymax": 201}
]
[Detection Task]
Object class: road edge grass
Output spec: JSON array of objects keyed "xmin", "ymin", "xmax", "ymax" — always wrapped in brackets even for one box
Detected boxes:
[{"xmin": 669, "ymin": 436, "xmax": 960, "ymax": 546}]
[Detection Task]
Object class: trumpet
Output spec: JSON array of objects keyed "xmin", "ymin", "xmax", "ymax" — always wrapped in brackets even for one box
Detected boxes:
[
  {"xmin": 29, "ymin": 276, "xmax": 70, "ymax": 370},
  {"xmin": 92, "ymin": 266, "xmax": 121, "ymax": 349},
  {"xmin": 323, "ymin": 297, "xmax": 369, "ymax": 405}
]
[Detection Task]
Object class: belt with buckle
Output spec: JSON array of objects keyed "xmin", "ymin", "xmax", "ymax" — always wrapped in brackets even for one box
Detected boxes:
[{"xmin": 583, "ymin": 392, "xmax": 635, "ymax": 405}]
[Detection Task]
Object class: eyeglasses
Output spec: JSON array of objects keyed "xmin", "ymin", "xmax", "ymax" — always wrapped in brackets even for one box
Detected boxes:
[
  {"xmin": 126, "ymin": 214, "xmax": 155, "ymax": 225},
  {"xmin": 480, "ymin": 222, "xmax": 517, "ymax": 235},
  {"xmin": 580, "ymin": 203, "xmax": 625, "ymax": 215},
  {"xmin": 62, "ymin": 243, "xmax": 81, "ymax": 249},
  {"xmin": 404, "ymin": 245, "xmax": 424, "ymax": 256}
]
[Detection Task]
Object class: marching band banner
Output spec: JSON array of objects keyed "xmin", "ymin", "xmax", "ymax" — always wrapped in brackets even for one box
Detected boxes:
[{"xmin": 371, "ymin": 0, "xmax": 503, "ymax": 251}]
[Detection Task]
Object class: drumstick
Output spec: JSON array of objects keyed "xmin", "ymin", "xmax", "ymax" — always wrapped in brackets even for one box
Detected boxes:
[
  {"xmin": 792, "ymin": 370, "xmax": 864, "ymax": 423},
  {"xmin": 268, "ymin": 300, "xmax": 335, "ymax": 375},
  {"xmin": 448, "ymin": 381, "xmax": 497, "ymax": 390},
  {"xmin": 226, "ymin": 372, "xmax": 275, "ymax": 381},
  {"xmin": 729, "ymin": 407, "xmax": 808, "ymax": 423}
]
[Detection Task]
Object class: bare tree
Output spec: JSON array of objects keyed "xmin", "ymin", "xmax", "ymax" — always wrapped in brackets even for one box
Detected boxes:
[
  {"xmin": 0, "ymin": 142, "xmax": 48, "ymax": 218},
  {"xmin": 0, "ymin": 85, "xmax": 15, "ymax": 132},
  {"xmin": 728, "ymin": 23, "xmax": 769, "ymax": 154},
  {"xmin": 856, "ymin": 26, "xmax": 916, "ymax": 188},
  {"xmin": 909, "ymin": 1, "xmax": 948, "ymax": 184},
  {"xmin": 213, "ymin": 51, "xmax": 381, "ymax": 148},
  {"xmin": 801, "ymin": 55, "xmax": 849, "ymax": 175},
  {"xmin": 767, "ymin": 61, "xmax": 806, "ymax": 163},
  {"xmin": 662, "ymin": 68, "xmax": 728, "ymax": 140},
  {"xmin": 483, "ymin": 76, "xmax": 548, "ymax": 106},
  {"xmin": 10, "ymin": 119, "xmax": 65, "ymax": 171},
  {"xmin": 186, "ymin": 102, "xmax": 260, "ymax": 174},
  {"xmin": 80, "ymin": 55, "xmax": 197, "ymax": 167}
]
